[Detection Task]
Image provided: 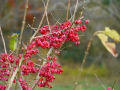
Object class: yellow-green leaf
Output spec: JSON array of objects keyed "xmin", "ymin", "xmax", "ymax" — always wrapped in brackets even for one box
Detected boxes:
[
  {"xmin": 97, "ymin": 33, "xmax": 118, "ymax": 57},
  {"xmin": 104, "ymin": 27, "xmax": 120, "ymax": 42},
  {"xmin": 9, "ymin": 33, "xmax": 18, "ymax": 51}
]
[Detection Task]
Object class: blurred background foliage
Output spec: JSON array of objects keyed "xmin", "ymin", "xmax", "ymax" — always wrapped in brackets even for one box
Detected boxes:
[{"xmin": 0, "ymin": 0, "xmax": 120, "ymax": 89}]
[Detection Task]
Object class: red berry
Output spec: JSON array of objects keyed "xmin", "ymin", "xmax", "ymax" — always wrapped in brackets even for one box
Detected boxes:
[{"xmin": 85, "ymin": 19, "xmax": 89, "ymax": 24}]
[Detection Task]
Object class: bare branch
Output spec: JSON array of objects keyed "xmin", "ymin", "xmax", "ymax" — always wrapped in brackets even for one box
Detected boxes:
[
  {"xmin": 72, "ymin": 0, "xmax": 79, "ymax": 22},
  {"xmin": 0, "ymin": 26, "xmax": 7, "ymax": 53},
  {"xmin": 30, "ymin": 0, "xmax": 50, "ymax": 43},
  {"xmin": 16, "ymin": 0, "xmax": 29, "ymax": 55},
  {"xmin": 42, "ymin": 0, "xmax": 51, "ymax": 32},
  {"xmin": 79, "ymin": 31, "xmax": 101, "ymax": 72},
  {"xmin": 94, "ymin": 73, "xmax": 106, "ymax": 90},
  {"xmin": 66, "ymin": 0, "xmax": 71, "ymax": 20}
]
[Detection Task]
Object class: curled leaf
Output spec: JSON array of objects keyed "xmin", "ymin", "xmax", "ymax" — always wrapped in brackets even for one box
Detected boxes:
[{"xmin": 97, "ymin": 33, "xmax": 118, "ymax": 57}]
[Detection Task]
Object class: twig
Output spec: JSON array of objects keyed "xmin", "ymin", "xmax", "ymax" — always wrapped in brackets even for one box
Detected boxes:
[
  {"xmin": 79, "ymin": 32, "xmax": 99, "ymax": 72},
  {"xmin": 42, "ymin": 0, "xmax": 51, "ymax": 32},
  {"xmin": 17, "ymin": 81, "xmax": 22, "ymax": 90},
  {"xmin": 31, "ymin": 47, "xmax": 53, "ymax": 89},
  {"xmin": 66, "ymin": 0, "xmax": 70, "ymax": 20},
  {"xmin": 0, "ymin": 26, "xmax": 7, "ymax": 53},
  {"xmin": 30, "ymin": 0, "xmax": 50, "ymax": 43},
  {"xmin": 72, "ymin": 0, "xmax": 79, "ymax": 22},
  {"xmin": 112, "ymin": 79, "xmax": 118, "ymax": 89},
  {"xmin": 80, "ymin": 0, "xmax": 86, "ymax": 17},
  {"xmin": 69, "ymin": 0, "xmax": 86, "ymax": 21},
  {"xmin": 73, "ymin": 31, "xmax": 103, "ymax": 89},
  {"xmin": 6, "ymin": 56, "xmax": 23, "ymax": 90},
  {"xmin": 15, "ymin": 1, "xmax": 28, "ymax": 54},
  {"xmin": 16, "ymin": 0, "xmax": 29, "ymax": 55},
  {"xmin": 94, "ymin": 73, "xmax": 106, "ymax": 90},
  {"xmin": 34, "ymin": 30, "xmax": 62, "ymax": 39},
  {"xmin": 28, "ymin": 24, "xmax": 38, "ymax": 30},
  {"xmin": 6, "ymin": 0, "xmax": 29, "ymax": 89}
]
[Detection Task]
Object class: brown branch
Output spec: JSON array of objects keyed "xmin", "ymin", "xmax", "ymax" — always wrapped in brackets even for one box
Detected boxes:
[
  {"xmin": 16, "ymin": 0, "xmax": 29, "ymax": 55},
  {"xmin": 6, "ymin": 57, "xmax": 23, "ymax": 90},
  {"xmin": 80, "ymin": 0, "xmax": 86, "ymax": 17},
  {"xmin": 72, "ymin": 0, "xmax": 79, "ymax": 22},
  {"xmin": 79, "ymin": 32, "xmax": 99, "ymax": 72},
  {"xmin": 73, "ymin": 31, "xmax": 103, "ymax": 90},
  {"xmin": 112, "ymin": 79, "xmax": 118, "ymax": 89},
  {"xmin": 94, "ymin": 73, "xmax": 106, "ymax": 90},
  {"xmin": 30, "ymin": 0, "xmax": 50, "ymax": 43},
  {"xmin": 66, "ymin": 0, "xmax": 70, "ymax": 20},
  {"xmin": 42, "ymin": 0, "xmax": 51, "ymax": 32},
  {"xmin": 0, "ymin": 26, "xmax": 7, "ymax": 54}
]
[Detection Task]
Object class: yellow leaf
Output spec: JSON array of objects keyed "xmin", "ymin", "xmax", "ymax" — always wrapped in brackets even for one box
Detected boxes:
[
  {"xmin": 97, "ymin": 33, "xmax": 118, "ymax": 57},
  {"xmin": 104, "ymin": 27, "xmax": 120, "ymax": 42}
]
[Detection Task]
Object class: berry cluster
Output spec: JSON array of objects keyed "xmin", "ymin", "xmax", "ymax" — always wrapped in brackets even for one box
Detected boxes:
[
  {"xmin": 38, "ymin": 56, "xmax": 63, "ymax": 88},
  {"xmin": 107, "ymin": 88, "xmax": 112, "ymax": 90},
  {"xmin": 35, "ymin": 19, "xmax": 89, "ymax": 49},
  {"xmin": 19, "ymin": 77, "xmax": 31, "ymax": 90},
  {"xmin": 0, "ymin": 18, "xmax": 89, "ymax": 90},
  {"xmin": 21, "ymin": 60, "xmax": 39, "ymax": 75},
  {"xmin": 0, "ymin": 84, "xmax": 6, "ymax": 90},
  {"xmin": 0, "ymin": 53, "xmax": 13, "ymax": 81}
]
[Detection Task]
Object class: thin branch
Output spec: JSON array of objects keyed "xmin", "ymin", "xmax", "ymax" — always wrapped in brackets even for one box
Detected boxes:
[
  {"xmin": 66, "ymin": 0, "xmax": 70, "ymax": 20},
  {"xmin": 80, "ymin": 0, "xmax": 86, "ymax": 17},
  {"xmin": 16, "ymin": 0, "xmax": 29, "ymax": 55},
  {"xmin": 69, "ymin": 0, "xmax": 86, "ymax": 21},
  {"xmin": 27, "ymin": 24, "xmax": 38, "ymax": 30},
  {"xmin": 47, "ymin": 47, "xmax": 53, "ymax": 57},
  {"xmin": 31, "ymin": 47, "xmax": 53, "ymax": 89},
  {"xmin": 0, "ymin": 26, "xmax": 7, "ymax": 53},
  {"xmin": 94, "ymin": 73, "xmax": 106, "ymax": 90},
  {"xmin": 72, "ymin": 31, "xmax": 103, "ymax": 88},
  {"xmin": 42, "ymin": 0, "xmax": 51, "ymax": 32},
  {"xmin": 112, "ymin": 79, "xmax": 118, "ymax": 89},
  {"xmin": 7, "ymin": 68, "xmax": 19, "ymax": 90},
  {"xmin": 79, "ymin": 32, "xmax": 100, "ymax": 72},
  {"xmin": 30, "ymin": 0, "xmax": 50, "ymax": 43},
  {"xmin": 72, "ymin": 0, "xmax": 79, "ymax": 22},
  {"xmin": 34, "ymin": 30, "xmax": 62, "ymax": 39}
]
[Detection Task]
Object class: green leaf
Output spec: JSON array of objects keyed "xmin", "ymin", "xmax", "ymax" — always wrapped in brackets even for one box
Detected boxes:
[
  {"xmin": 9, "ymin": 33, "xmax": 18, "ymax": 51},
  {"xmin": 97, "ymin": 33, "xmax": 118, "ymax": 57},
  {"xmin": 104, "ymin": 27, "xmax": 120, "ymax": 42}
]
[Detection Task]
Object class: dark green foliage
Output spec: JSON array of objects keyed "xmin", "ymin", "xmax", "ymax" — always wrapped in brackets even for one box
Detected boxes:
[
  {"xmin": 60, "ymin": 44, "xmax": 85, "ymax": 62},
  {"xmin": 102, "ymin": 0, "xmax": 111, "ymax": 5}
]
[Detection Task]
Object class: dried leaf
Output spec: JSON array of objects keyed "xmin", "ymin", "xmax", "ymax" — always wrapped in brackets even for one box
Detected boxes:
[{"xmin": 97, "ymin": 33, "xmax": 118, "ymax": 57}]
